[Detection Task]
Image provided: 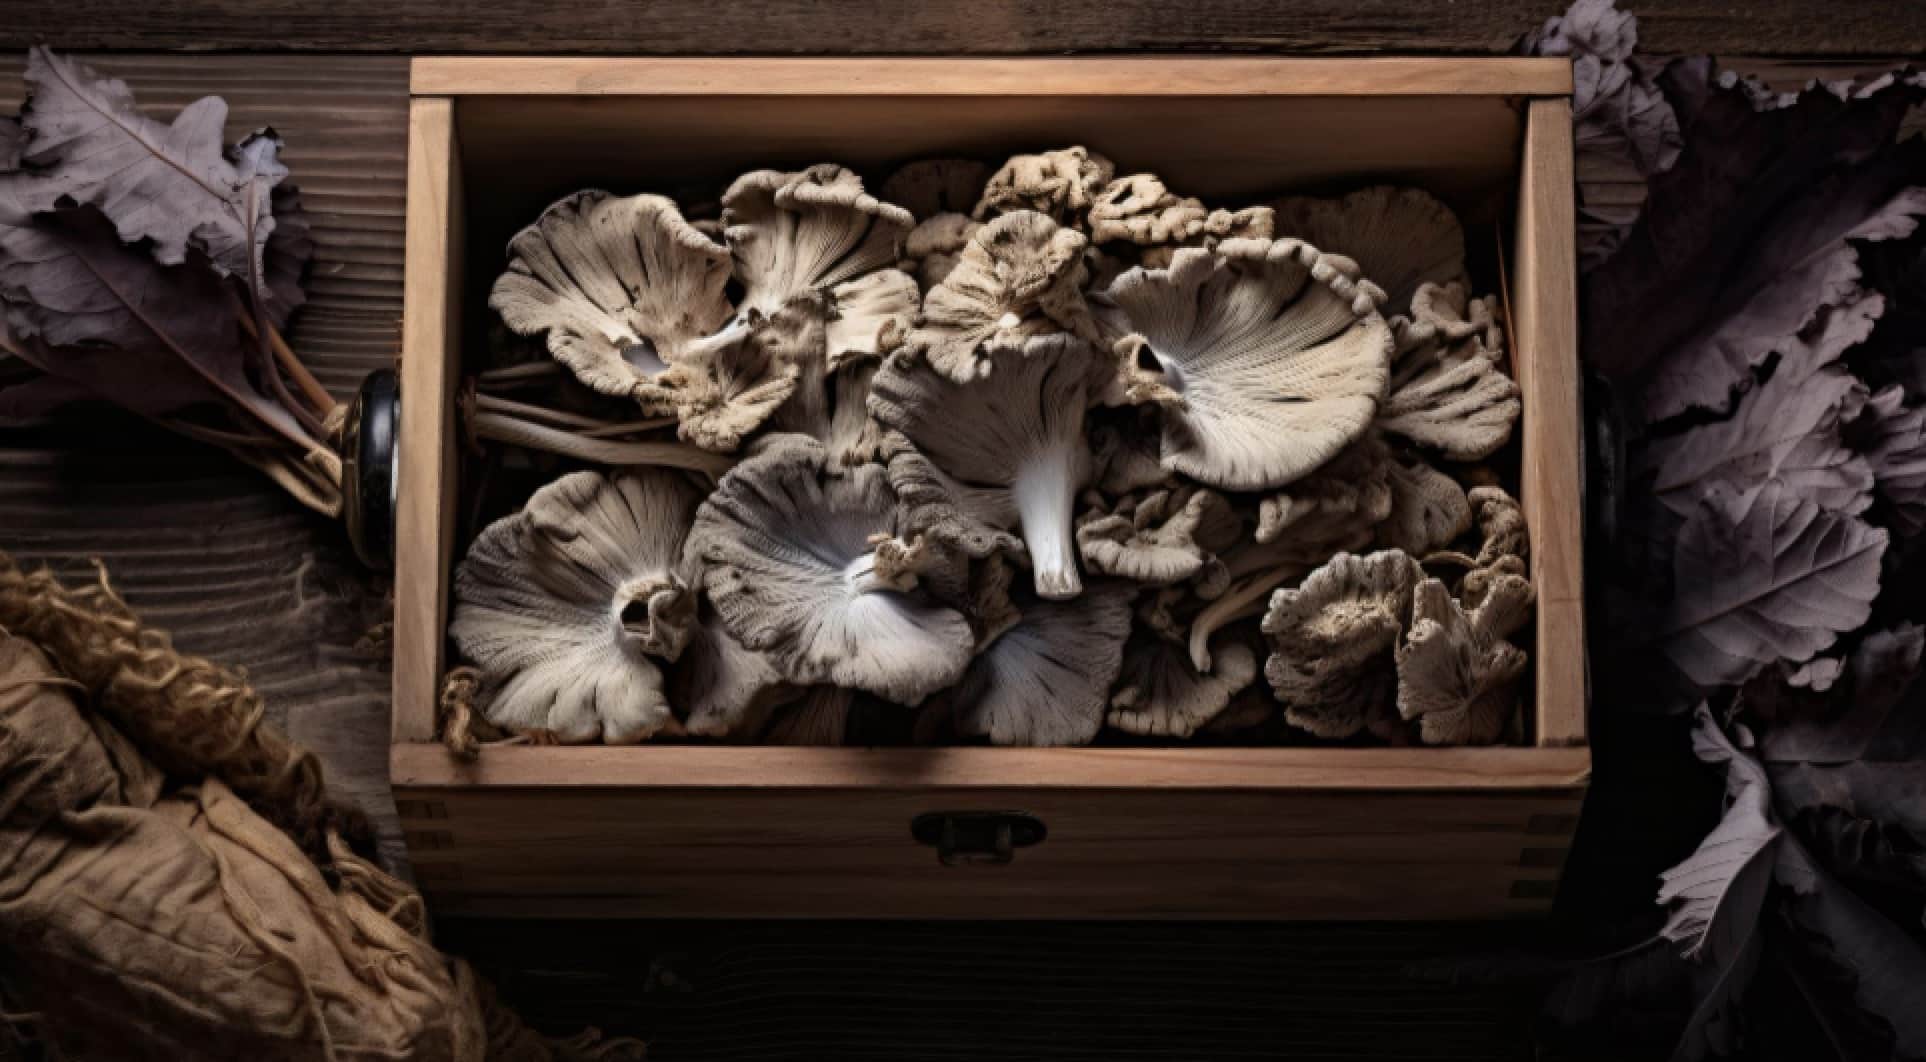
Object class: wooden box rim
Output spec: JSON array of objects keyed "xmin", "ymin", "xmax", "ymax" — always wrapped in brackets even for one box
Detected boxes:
[{"xmin": 394, "ymin": 55, "xmax": 1588, "ymax": 796}]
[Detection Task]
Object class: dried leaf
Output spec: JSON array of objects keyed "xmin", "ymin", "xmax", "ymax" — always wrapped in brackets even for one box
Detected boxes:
[
  {"xmin": 1644, "ymin": 298, "xmax": 1881, "ymax": 521},
  {"xmin": 1759, "ymin": 623, "xmax": 1924, "ymax": 764},
  {"xmin": 12, "ymin": 48, "xmax": 294, "ymax": 317},
  {"xmin": 1586, "ymin": 67, "xmax": 1926, "ymax": 421},
  {"xmin": 1858, "ymin": 384, "xmax": 1926, "ymax": 536},
  {"xmin": 1775, "ymin": 838, "xmax": 1926, "ymax": 1059},
  {"xmin": 1654, "ymin": 482, "xmax": 1886, "ymax": 690}
]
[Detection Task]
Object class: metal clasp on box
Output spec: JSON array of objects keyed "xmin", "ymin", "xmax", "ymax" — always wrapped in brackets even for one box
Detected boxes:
[{"xmin": 910, "ymin": 811, "xmax": 1047, "ymax": 866}]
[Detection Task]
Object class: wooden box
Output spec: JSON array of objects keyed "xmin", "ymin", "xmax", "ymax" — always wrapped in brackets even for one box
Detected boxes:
[{"xmin": 393, "ymin": 57, "xmax": 1588, "ymax": 920}]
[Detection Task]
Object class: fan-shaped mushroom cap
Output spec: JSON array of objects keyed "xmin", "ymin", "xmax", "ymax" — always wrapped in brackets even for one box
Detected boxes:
[
  {"xmin": 672, "ymin": 606, "xmax": 790, "ymax": 739},
  {"xmin": 1377, "ymin": 449, "xmax": 1473, "ymax": 556},
  {"xmin": 941, "ymin": 582, "xmax": 1135, "ymax": 746},
  {"xmin": 901, "ymin": 212, "xmax": 980, "ymax": 293},
  {"xmin": 974, "ymin": 146, "xmax": 1115, "ymax": 225},
  {"xmin": 489, "ymin": 191, "xmax": 732, "ymax": 402},
  {"xmin": 760, "ymin": 686, "xmax": 859, "ymax": 745},
  {"xmin": 1270, "ymin": 185, "xmax": 1469, "ymax": 319},
  {"xmin": 451, "ymin": 469, "xmax": 703, "ymax": 743},
  {"xmin": 882, "ymin": 158, "xmax": 992, "ymax": 222},
  {"xmin": 1397, "ymin": 570, "xmax": 1534, "ymax": 745},
  {"xmin": 825, "ymin": 268, "xmax": 918, "ymax": 369},
  {"xmin": 907, "ymin": 210, "xmax": 1095, "ymax": 382},
  {"xmin": 1379, "ymin": 283, "xmax": 1520, "ymax": 460},
  {"xmin": 660, "ymin": 293, "xmax": 823, "ymax": 452},
  {"xmin": 1098, "ymin": 238, "xmax": 1394, "ymax": 491},
  {"xmin": 1255, "ymin": 432, "xmax": 1395, "ymax": 554},
  {"xmin": 1109, "ymin": 631, "xmax": 1259, "ymax": 738},
  {"xmin": 723, "ymin": 165, "xmax": 912, "ymax": 317},
  {"xmin": 1262, "ymin": 550, "xmax": 1421, "ymax": 739},
  {"xmin": 871, "ymin": 333, "xmax": 1101, "ymax": 600},
  {"xmin": 1076, "ymin": 484, "xmax": 1237, "ymax": 585},
  {"xmin": 1088, "ymin": 415, "xmax": 1174, "ymax": 496},
  {"xmin": 684, "ymin": 434, "xmax": 975, "ymax": 703}
]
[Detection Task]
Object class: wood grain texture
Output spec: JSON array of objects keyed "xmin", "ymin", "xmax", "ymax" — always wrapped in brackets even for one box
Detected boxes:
[
  {"xmin": 394, "ymin": 96, "xmax": 462, "ymax": 742},
  {"xmin": 414, "ymin": 56, "xmax": 1573, "ymax": 96},
  {"xmin": 1514, "ymin": 98, "xmax": 1587, "ymax": 749},
  {"xmin": 0, "ymin": 54, "xmax": 410, "ymax": 865},
  {"xmin": 3, "ymin": 1, "xmax": 1921, "ymax": 57}
]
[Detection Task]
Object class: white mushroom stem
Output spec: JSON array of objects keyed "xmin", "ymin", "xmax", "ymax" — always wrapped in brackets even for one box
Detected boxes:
[
  {"xmin": 1012, "ymin": 439, "xmax": 1086, "ymax": 600},
  {"xmin": 1189, "ymin": 562, "xmax": 1304, "ymax": 672}
]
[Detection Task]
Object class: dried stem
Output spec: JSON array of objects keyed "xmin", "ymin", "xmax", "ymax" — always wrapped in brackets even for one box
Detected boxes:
[
  {"xmin": 469, "ymin": 410, "xmax": 737, "ymax": 480},
  {"xmin": 1188, "ymin": 562, "xmax": 1303, "ymax": 673}
]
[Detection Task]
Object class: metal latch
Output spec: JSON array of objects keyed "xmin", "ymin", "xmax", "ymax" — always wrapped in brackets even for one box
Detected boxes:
[{"xmin": 910, "ymin": 811, "xmax": 1047, "ymax": 866}]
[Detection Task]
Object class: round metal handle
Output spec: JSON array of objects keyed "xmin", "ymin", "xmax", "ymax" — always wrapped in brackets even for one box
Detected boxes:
[{"xmin": 342, "ymin": 368, "xmax": 399, "ymax": 570}]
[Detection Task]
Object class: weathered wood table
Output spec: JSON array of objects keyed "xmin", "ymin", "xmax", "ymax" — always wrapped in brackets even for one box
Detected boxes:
[{"xmin": 3, "ymin": 3, "xmax": 1920, "ymax": 1056}]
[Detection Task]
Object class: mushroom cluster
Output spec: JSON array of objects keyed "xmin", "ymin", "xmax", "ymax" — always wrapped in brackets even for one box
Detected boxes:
[{"xmin": 448, "ymin": 152, "xmax": 1534, "ymax": 747}]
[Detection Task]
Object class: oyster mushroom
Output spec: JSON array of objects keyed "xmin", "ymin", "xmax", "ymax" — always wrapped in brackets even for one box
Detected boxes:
[
  {"xmin": 1270, "ymin": 185, "xmax": 1469, "ymax": 319},
  {"xmin": 489, "ymin": 191, "xmax": 732, "ymax": 402},
  {"xmin": 901, "ymin": 212, "xmax": 980, "ymax": 292},
  {"xmin": 661, "ymin": 292, "xmax": 823, "ymax": 453},
  {"xmin": 1255, "ymin": 432, "xmax": 1395, "ymax": 555},
  {"xmin": 683, "ymin": 434, "xmax": 975, "ymax": 703},
  {"xmin": 907, "ymin": 210, "xmax": 1096, "ymax": 382},
  {"xmin": 1397, "ymin": 569, "xmax": 1535, "ymax": 745},
  {"xmin": 974, "ymin": 146, "xmax": 1114, "ymax": 225},
  {"xmin": 1075, "ymin": 484, "xmax": 1238, "ymax": 586},
  {"xmin": 1109, "ymin": 630, "xmax": 1259, "ymax": 739},
  {"xmin": 882, "ymin": 158, "xmax": 992, "ymax": 222},
  {"xmin": 871, "ymin": 333, "xmax": 1101, "ymax": 600},
  {"xmin": 723, "ymin": 164, "xmax": 912, "ymax": 317},
  {"xmin": 937, "ymin": 582, "xmax": 1135, "ymax": 746},
  {"xmin": 451, "ymin": 468, "xmax": 703, "ymax": 743},
  {"xmin": 1088, "ymin": 173, "xmax": 1275, "ymax": 267},
  {"xmin": 824, "ymin": 267, "xmax": 918, "ymax": 368},
  {"xmin": 1262, "ymin": 550, "xmax": 1422, "ymax": 739},
  {"xmin": 1377, "ymin": 448, "xmax": 1473, "ymax": 556},
  {"xmin": 1088, "ymin": 414, "xmax": 1174, "ymax": 496},
  {"xmin": 1098, "ymin": 238, "xmax": 1394, "ymax": 492},
  {"xmin": 671, "ymin": 605, "xmax": 789, "ymax": 739},
  {"xmin": 1379, "ymin": 283, "xmax": 1520, "ymax": 461}
]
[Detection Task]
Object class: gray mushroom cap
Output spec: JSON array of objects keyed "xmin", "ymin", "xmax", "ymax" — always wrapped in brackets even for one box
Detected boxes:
[
  {"xmin": 451, "ymin": 468, "xmax": 703, "ymax": 743},
  {"xmin": 1098, "ymin": 238, "xmax": 1394, "ymax": 492},
  {"xmin": 871, "ymin": 333, "xmax": 1101, "ymax": 600},
  {"xmin": 1270, "ymin": 185, "xmax": 1469, "ymax": 319},
  {"xmin": 882, "ymin": 158, "xmax": 992, "ymax": 222},
  {"xmin": 906, "ymin": 210, "xmax": 1095, "ymax": 383},
  {"xmin": 1379, "ymin": 282, "xmax": 1520, "ymax": 461},
  {"xmin": 1397, "ymin": 570, "xmax": 1534, "ymax": 745},
  {"xmin": 1076, "ymin": 483, "xmax": 1238, "ymax": 586},
  {"xmin": 1261, "ymin": 549, "xmax": 1421, "ymax": 739},
  {"xmin": 1109, "ymin": 629, "xmax": 1259, "ymax": 739},
  {"xmin": 944, "ymin": 582, "xmax": 1136, "ymax": 746},
  {"xmin": 723, "ymin": 165, "xmax": 912, "ymax": 317},
  {"xmin": 489, "ymin": 191, "xmax": 732, "ymax": 402},
  {"xmin": 683, "ymin": 433, "xmax": 975, "ymax": 703},
  {"xmin": 974, "ymin": 146, "xmax": 1115, "ymax": 225}
]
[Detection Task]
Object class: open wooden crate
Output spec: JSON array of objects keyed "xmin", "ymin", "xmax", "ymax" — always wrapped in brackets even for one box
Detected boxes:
[{"xmin": 393, "ymin": 57, "xmax": 1587, "ymax": 920}]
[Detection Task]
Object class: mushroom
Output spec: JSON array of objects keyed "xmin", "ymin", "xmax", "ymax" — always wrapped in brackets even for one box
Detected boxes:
[
  {"xmin": 871, "ymin": 333, "xmax": 1101, "ymax": 600},
  {"xmin": 661, "ymin": 292, "xmax": 823, "ymax": 453},
  {"xmin": 723, "ymin": 165, "xmax": 912, "ymax": 318},
  {"xmin": 1377, "ymin": 448, "xmax": 1473, "ymax": 556},
  {"xmin": 825, "ymin": 268, "xmax": 919, "ymax": 367},
  {"xmin": 974, "ymin": 146, "xmax": 1115, "ymax": 225},
  {"xmin": 1254, "ymin": 432, "xmax": 1395, "ymax": 556},
  {"xmin": 902, "ymin": 212, "xmax": 981, "ymax": 292},
  {"xmin": 450, "ymin": 468, "xmax": 703, "ymax": 743},
  {"xmin": 938, "ymin": 582, "xmax": 1135, "ymax": 746},
  {"xmin": 760, "ymin": 686, "xmax": 859, "ymax": 745},
  {"xmin": 1088, "ymin": 173, "xmax": 1276, "ymax": 267},
  {"xmin": 906, "ymin": 210, "xmax": 1096, "ymax": 382},
  {"xmin": 489, "ymin": 191, "xmax": 732, "ymax": 403},
  {"xmin": 1378, "ymin": 283, "xmax": 1521, "ymax": 461},
  {"xmin": 1261, "ymin": 550, "xmax": 1422, "ymax": 739},
  {"xmin": 671, "ymin": 605, "xmax": 789, "ymax": 739},
  {"xmin": 1269, "ymin": 185, "xmax": 1469, "ymax": 319},
  {"xmin": 1075, "ymin": 483, "xmax": 1238, "ymax": 586},
  {"xmin": 1088, "ymin": 414, "xmax": 1174, "ymax": 496},
  {"xmin": 1109, "ymin": 629, "xmax": 1259, "ymax": 738},
  {"xmin": 683, "ymin": 433, "xmax": 975, "ymax": 703},
  {"xmin": 1396, "ymin": 568, "xmax": 1534, "ymax": 745},
  {"xmin": 882, "ymin": 158, "xmax": 992, "ymax": 222},
  {"xmin": 1097, "ymin": 238, "xmax": 1394, "ymax": 492}
]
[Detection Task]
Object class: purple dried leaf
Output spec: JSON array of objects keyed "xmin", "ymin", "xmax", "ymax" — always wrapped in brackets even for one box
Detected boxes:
[
  {"xmin": 1645, "ymin": 298, "xmax": 1881, "ymax": 520},
  {"xmin": 0, "ymin": 368, "xmax": 92, "ymax": 424},
  {"xmin": 12, "ymin": 48, "xmax": 293, "ymax": 319},
  {"xmin": 1775, "ymin": 837, "xmax": 1926, "ymax": 1058},
  {"xmin": 263, "ymin": 183, "xmax": 312, "ymax": 330},
  {"xmin": 1857, "ymin": 385, "xmax": 1926, "ymax": 536},
  {"xmin": 1655, "ymin": 482, "xmax": 1886, "ymax": 690},
  {"xmin": 0, "ymin": 116, "xmax": 18, "ymax": 171},
  {"xmin": 1760, "ymin": 623, "xmax": 1924, "ymax": 765},
  {"xmin": 1586, "ymin": 68, "xmax": 1926, "ymax": 421},
  {"xmin": 1852, "ymin": 234, "xmax": 1926, "ymax": 398}
]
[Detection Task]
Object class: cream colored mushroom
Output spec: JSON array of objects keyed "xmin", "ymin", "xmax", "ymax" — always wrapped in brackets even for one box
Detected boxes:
[
  {"xmin": 489, "ymin": 191, "xmax": 732, "ymax": 403},
  {"xmin": 1396, "ymin": 569, "xmax": 1534, "ymax": 745},
  {"xmin": 1379, "ymin": 283, "xmax": 1520, "ymax": 461},
  {"xmin": 1261, "ymin": 550, "xmax": 1421, "ymax": 739},
  {"xmin": 451, "ymin": 468, "xmax": 703, "ymax": 743},
  {"xmin": 901, "ymin": 212, "xmax": 980, "ymax": 292},
  {"xmin": 974, "ymin": 146, "xmax": 1115, "ymax": 225},
  {"xmin": 1097, "ymin": 238, "xmax": 1394, "ymax": 491},
  {"xmin": 723, "ymin": 164, "xmax": 912, "ymax": 317},
  {"xmin": 1109, "ymin": 630, "xmax": 1259, "ymax": 739},
  {"xmin": 906, "ymin": 210, "xmax": 1096, "ymax": 382},
  {"xmin": 1088, "ymin": 173, "xmax": 1276, "ymax": 267},
  {"xmin": 1376, "ymin": 449, "xmax": 1473, "ymax": 556},
  {"xmin": 942, "ymin": 583, "xmax": 1135, "ymax": 746},
  {"xmin": 1270, "ymin": 185, "xmax": 1469, "ymax": 319},
  {"xmin": 882, "ymin": 158, "xmax": 992, "ymax": 222},
  {"xmin": 1075, "ymin": 484, "xmax": 1238, "ymax": 586}
]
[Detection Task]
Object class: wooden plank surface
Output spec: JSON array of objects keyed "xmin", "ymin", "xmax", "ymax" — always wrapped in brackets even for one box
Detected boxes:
[
  {"xmin": 0, "ymin": 54, "xmax": 411, "ymax": 866},
  {"xmin": 414, "ymin": 56, "xmax": 1574, "ymax": 97},
  {"xmin": 4, "ymin": 0, "xmax": 1922, "ymax": 58},
  {"xmin": 1513, "ymin": 98, "xmax": 1588, "ymax": 749}
]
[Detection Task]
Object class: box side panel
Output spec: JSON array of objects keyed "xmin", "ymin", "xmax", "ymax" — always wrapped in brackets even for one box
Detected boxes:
[
  {"xmin": 396, "ymin": 780, "xmax": 1584, "ymax": 920},
  {"xmin": 394, "ymin": 97, "xmax": 465, "ymax": 742},
  {"xmin": 1512, "ymin": 98, "xmax": 1586, "ymax": 748}
]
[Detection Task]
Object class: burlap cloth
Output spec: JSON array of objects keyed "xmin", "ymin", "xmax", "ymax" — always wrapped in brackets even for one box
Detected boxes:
[{"xmin": 0, "ymin": 550, "xmax": 644, "ymax": 1062}]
